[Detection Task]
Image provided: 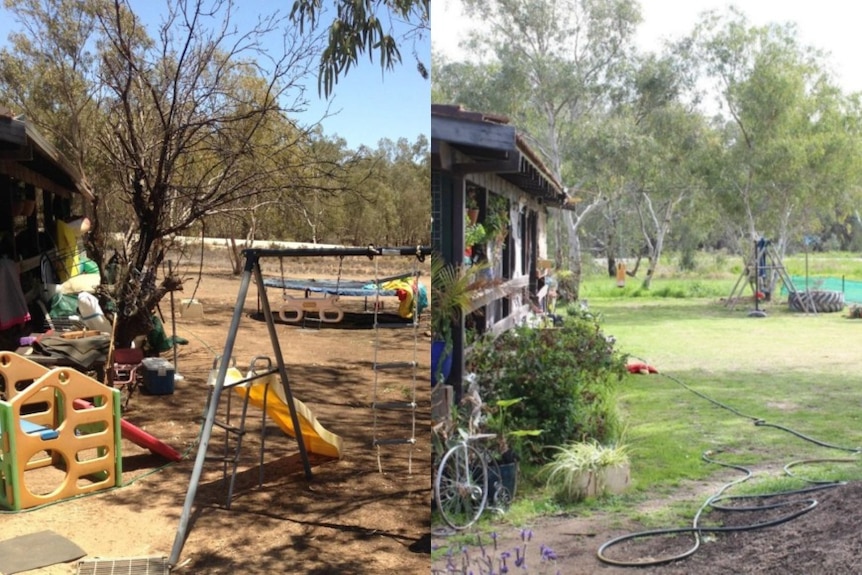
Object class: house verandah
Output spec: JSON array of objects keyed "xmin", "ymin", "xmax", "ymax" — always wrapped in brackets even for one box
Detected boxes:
[
  {"xmin": 0, "ymin": 108, "xmax": 91, "ymax": 348},
  {"xmin": 431, "ymin": 104, "xmax": 570, "ymax": 402}
]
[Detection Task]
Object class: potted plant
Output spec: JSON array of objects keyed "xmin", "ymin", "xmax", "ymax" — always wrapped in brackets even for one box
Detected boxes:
[
  {"xmin": 486, "ymin": 397, "xmax": 542, "ymax": 506},
  {"xmin": 484, "ymin": 194, "xmax": 510, "ymax": 243},
  {"xmin": 466, "ymin": 190, "xmax": 480, "ymax": 224},
  {"xmin": 539, "ymin": 440, "xmax": 630, "ymax": 502},
  {"xmin": 430, "ymin": 255, "xmax": 488, "ymax": 386},
  {"xmin": 464, "ymin": 219, "xmax": 487, "ymax": 261}
]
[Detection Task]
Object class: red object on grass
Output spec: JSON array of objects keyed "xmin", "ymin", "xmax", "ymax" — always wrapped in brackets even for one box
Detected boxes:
[
  {"xmin": 73, "ymin": 398, "xmax": 182, "ymax": 462},
  {"xmin": 626, "ymin": 362, "xmax": 659, "ymax": 374}
]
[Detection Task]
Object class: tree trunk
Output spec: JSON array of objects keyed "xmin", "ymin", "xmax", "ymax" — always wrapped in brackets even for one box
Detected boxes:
[
  {"xmin": 641, "ymin": 192, "xmax": 680, "ymax": 291},
  {"xmin": 228, "ymin": 237, "xmax": 242, "ymax": 275},
  {"xmin": 562, "ymin": 210, "xmax": 583, "ymax": 302}
]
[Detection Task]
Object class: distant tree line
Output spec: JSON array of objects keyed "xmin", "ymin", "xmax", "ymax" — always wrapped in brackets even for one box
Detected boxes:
[
  {"xmin": 434, "ymin": 0, "xmax": 862, "ymax": 299},
  {"xmin": 0, "ymin": 0, "xmax": 428, "ymax": 346}
]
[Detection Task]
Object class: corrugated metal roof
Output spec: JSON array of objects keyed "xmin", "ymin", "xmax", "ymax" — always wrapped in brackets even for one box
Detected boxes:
[{"xmin": 431, "ymin": 104, "xmax": 570, "ymax": 208}]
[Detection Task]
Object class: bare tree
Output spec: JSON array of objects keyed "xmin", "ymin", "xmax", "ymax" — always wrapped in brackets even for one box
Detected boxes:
[{"xmin": 96, "ymin": 0, "xmax": 325, "ymax": 345}]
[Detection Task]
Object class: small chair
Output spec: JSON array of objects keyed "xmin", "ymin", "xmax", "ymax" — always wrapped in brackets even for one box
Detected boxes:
[{"xmin": 111, "ymin": 347, "xmax": 144, "ymax": 409}]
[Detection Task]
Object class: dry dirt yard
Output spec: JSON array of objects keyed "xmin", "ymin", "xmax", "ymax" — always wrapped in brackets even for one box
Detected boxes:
[
  {"xmin": 433, "ymin": 476, "xmax": 862, "ymax": 574},
  {"xmin": 1, "ymin": 254, "xmax": 432, "ymax": 574}
]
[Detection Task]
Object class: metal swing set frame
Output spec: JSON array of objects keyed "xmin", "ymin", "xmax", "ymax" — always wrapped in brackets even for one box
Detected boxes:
[{"xmin": 168, "ymin": 244, "xmax": 429, "ymax": 569}]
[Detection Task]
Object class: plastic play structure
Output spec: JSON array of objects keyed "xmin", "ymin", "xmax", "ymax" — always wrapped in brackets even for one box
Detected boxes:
[
  {"xmin": 0, "ymin": 352, "xmax": 121, "ymax": 511},
  {"xmin": 227, "ymin": 364, "xmax": 343, "ymax": 460},
  {"xmin": 71, "ymin": 395, "xmax": 180, "ymax": 462},
  {"xmin": 169, "ymin": 245, "xmax": 428, "ymax": 568},
  {"xmin": 0, "ymin": 351, "xmax": 182, "ymax": 511}
]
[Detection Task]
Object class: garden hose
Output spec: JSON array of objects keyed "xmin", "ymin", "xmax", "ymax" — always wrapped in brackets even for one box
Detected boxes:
[{"xmin": 596, "ymin": 360, "xmax": 860, "ymax": 567}]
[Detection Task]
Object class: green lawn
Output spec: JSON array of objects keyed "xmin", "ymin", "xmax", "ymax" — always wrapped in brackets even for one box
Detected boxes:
[
  {"xmin": 434, "ymin": 256, "xmax": 862, "ymax": 562},
  {"xmin": 591, "ymin": 292, "xmax": 862, "ymax": 490},
  {"xmin": 594, "ymin": 291, "xmax": 862, "ymax": 499},
  {"xmin": 493, "ymin": 277, "xmax": 862, "ymax": 531}
]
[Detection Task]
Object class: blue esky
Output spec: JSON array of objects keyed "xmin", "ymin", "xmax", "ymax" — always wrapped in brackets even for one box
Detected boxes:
[
  {"xmin": 433, "ymin": 0, "xmax": 862, "ymax": 95},
  {"xmin": 0, "ymin": 2, "xmax": 430, "ymax": 151}
]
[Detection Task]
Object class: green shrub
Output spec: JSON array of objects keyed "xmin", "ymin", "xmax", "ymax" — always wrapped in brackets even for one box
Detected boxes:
[{"xmin": 466, "ymin": 314, "xmax": 628, "ymax": 463}]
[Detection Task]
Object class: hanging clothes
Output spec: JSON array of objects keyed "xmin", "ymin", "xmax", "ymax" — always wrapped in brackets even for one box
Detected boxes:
[{"xmin": 0, "ymin": 257, "xmax": 31, "ymax": 330}]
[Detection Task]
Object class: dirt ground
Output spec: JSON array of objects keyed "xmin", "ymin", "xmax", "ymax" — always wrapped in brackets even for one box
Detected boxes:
[
  {"xmin": 8, "ymin": 251, "xmax": 862, "ymax": 574},
  {"xmin": 433, "ymin": 454, "xmax": 862, "ymax": 574},
  {"xmin": 1, "ymin": 255, "xmax": 432, "ymax": 574}
]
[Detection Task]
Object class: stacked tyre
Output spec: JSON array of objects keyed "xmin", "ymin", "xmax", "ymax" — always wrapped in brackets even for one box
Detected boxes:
[{"xmin": 788, "ymin": 290, "xmax": 845, "ymax": 313}]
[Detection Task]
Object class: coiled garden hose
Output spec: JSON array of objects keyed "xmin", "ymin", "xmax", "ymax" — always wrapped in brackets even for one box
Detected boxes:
[{"xmin": 596, "ymin": 362, "xmax": 861, "ymax": 567}]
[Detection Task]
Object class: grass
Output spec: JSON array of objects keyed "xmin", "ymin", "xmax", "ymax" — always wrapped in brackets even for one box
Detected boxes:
[
  {"xmin": 442, "ymin": 251, "xmax": 862, "ymax": 541},
  {"xmin": 597, "ymin": 295, "xmax": 862, "ymax": 497}
]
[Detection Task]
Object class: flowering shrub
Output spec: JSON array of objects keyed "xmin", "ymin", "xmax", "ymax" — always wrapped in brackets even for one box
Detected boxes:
[
  {"xmin": 467, "ymin": 312, "xmax": 628, "ymax": 462},
  {"xmin": 432, "ymin": 529, "xmax": 559, "ymax": 575}
]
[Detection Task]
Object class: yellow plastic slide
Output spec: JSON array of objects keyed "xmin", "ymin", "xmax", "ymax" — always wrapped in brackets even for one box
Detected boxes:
[{"xmin": 234, "ymin": 378, "xmax": 343, "ymax": 459}]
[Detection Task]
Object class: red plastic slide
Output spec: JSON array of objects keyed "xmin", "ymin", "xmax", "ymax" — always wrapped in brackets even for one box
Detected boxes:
[{"xmin": 73, "ymin": 398, "xmax": 182, "ymax": 462}]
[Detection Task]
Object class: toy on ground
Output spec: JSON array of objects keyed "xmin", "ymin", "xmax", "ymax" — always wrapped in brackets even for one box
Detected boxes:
[
  {"xmin": 626, "ymin": 362, "xmax": 659, "ymax": 375},
  {"xmin": 0, "ymin": 352, "xmax": 122, "ymax": 511},
  {"xmin": 0, "ymin": 352, "xmax": 182, "ymax": 511}
]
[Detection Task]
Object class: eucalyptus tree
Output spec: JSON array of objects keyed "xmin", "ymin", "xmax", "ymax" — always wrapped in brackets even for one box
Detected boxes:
[
  {"xmin": 622, "ymin": 51, "xmax": 716, "ymax": 289},
  {"xmin": 289, "ymin": 0, "xmax": 429, "ymax": 97},
  {"xmin": 370, "ymin": 135, "xmax": 429, "ymax": 245},
  {"xmin": 568, "ymin": 112, "xmax": 641, "ymax": 276},
  {"xmin": 441, "ymin": 0, "xmax": 643, "ymax": 302},
  {"xmin": 692, "ymin": 8, "xmax": 862, "ymax": 264}
]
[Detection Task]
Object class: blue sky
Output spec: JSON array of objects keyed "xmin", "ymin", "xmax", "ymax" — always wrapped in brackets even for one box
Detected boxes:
[{"xmin": 0, "ymin": 2, "xmax": 430, "ymax": 151}]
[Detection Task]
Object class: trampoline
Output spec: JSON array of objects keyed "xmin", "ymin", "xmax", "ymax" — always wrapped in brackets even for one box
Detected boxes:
[
  {"xmin": 261, "ymin": 273, "xmax": 427, "ymax": 325},
  {"xmin": 262, "ymin": 276, "xmax": 403, "ymax": 297}
]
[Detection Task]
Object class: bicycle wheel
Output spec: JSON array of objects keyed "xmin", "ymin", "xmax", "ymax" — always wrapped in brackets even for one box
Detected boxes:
[
  {"xmin": 485, "ymin": 456, "xmax": 512, "ymax": 512},
  {"xmin": 434, "ymin": 442, "xmax": 488, "ymax": 530}
]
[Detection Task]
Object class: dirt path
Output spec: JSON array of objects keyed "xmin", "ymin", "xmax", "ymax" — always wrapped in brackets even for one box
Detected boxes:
[
  {"xmin": 432, "ymin": 464, "xmax": 862, "ymax": 574},
  {"xmin": 1, "ymin": 259, "xmax": 431, "ymax": 574}
]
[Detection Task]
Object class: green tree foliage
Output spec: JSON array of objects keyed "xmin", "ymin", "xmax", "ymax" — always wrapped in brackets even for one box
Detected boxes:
[
  {"xmin": 436, "ymin": 3, "xmax": 862, "ymax": 282},
  {"xmin": 467, "ymin": 314, "xmax": 628, "ymax": 463},
  {"xmin": 201, "ymin": 132, "xmax": 429, "ymax": 247},
  {"xmin": 692, "ymin": 8, "xmax": 862, "ymax": 260},
  {"xmin": 437, "ymin": 0, "xmax": 643, "ymax": 302},
  {"xmin": 289, "ymin": 0, "xmax": 429, "ymax": 97},
  {"xmin": 622, "ymin": 53, "xmax": 715, "ymax": 288}
]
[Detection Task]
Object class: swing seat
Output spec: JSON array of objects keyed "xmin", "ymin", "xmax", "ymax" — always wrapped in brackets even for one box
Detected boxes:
[{"xmin": 279, "ymin": 294, "xmax": 344, "ymax": 323}]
